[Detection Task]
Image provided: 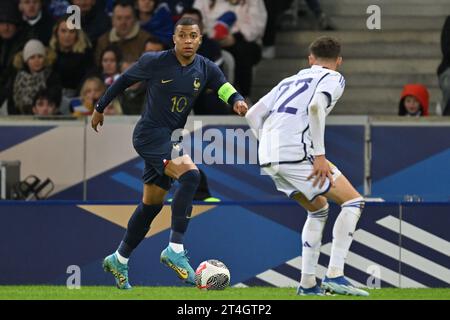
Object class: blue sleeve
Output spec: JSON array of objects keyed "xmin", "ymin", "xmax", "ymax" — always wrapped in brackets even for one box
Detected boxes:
[
  {"xmin": 206, "ymin": 60, "xmax": 244, "ymax": 105},
  {"xmin": 206, "ymin": 59, "xmax": 227, "ymax": 91},
  {"xmin": 96, "ymin": 53, "xmax": 156, "ymax": 113}
]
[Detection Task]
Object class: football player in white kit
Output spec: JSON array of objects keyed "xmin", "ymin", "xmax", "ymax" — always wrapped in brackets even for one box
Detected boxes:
[{"xmin": 246, "ymin": 36, "xmax": 369, "ymax": 296}]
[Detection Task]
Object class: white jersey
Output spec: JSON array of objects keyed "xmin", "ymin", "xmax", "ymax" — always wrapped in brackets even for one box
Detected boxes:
[{"xmin": 257, "ymin": 65, "xmax": 345, "ymax": 166}]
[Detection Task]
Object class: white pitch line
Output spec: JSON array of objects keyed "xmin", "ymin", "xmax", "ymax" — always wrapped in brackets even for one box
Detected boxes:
[{"xmin": 232, "ymin": 283, "xmax": 248, "ymax": 288}]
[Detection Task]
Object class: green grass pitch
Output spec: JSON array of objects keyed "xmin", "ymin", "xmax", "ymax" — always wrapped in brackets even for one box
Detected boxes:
[{"xmin": 0, "ymin": 286, "xmax": 449, "ymax": 300}]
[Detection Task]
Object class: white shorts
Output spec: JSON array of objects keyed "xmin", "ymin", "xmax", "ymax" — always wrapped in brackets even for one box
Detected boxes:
[{"xmin": 262, "ymin": 160, "xmax": 342, "ymax": 201}]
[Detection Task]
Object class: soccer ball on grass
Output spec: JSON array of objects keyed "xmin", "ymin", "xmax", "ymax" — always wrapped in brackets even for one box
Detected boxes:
[{"xmin": 195, "ymin": 259, "xmax": 230, "ymax": 290}]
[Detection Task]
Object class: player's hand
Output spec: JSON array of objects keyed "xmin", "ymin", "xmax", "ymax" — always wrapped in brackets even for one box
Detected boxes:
[
  {"xmin": 91, "ymin": 109, "xmax": 104, "ymax": 132},
  {"xmin": 233, "ymin": 100, "xmax": 248, "ymax": 116},
  {"xmin": 307, "ymin": 155, "xmax": 335, "ymax": 188}
]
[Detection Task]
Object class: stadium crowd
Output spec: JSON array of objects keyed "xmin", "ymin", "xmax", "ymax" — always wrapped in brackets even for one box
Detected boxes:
[
  {"xmin": 0, "ymin": 0, "xmax": 271, "ymax": 116},
  {"xmin": 1, "ymin": 0, "xmax": 448, "ymax": 117}
]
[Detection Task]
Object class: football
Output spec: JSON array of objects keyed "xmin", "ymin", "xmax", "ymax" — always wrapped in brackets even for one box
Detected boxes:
[{"xmin": 195, "ymin": 259, "xmax": 230, "ymax": 290}]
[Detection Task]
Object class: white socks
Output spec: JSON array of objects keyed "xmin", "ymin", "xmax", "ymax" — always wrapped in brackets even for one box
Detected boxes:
[
  {"xmin": 115, "ymin": 251, "xmax": 129, "ymax": 265},
  {"xmin": 169, "ymin": 242, "xmax": 184, "ymax": 253},
  {"xmin": 300, "ymin": 197, "xmax": 365, "ymax": 284},
  {"xmin": 115, "ymin": 243, "xmax": 185, "ymax": 266},
  {"xmin": 326, "ymin": 197, "xmax": 365, "ymax": 278},
  {"xmin": 300, "ymin": 204, "xmax": 329, "ymax": 288}
]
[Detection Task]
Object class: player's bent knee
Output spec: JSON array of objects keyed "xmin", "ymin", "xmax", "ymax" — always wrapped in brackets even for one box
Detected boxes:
[
  {"xmin": 341, "ymin": 196, "xmax": 365, "ymax": 216},
  {"xmin": 164, "ymin": 155, "xmax": 198, "ymax": 179},
  {"xmin": 142, "ymin": 196, "xmax": 165, "ymax": 206},
  {"xmin": 178, "ymin": 169, "xmax": 201, "ymax": 189},
  {"xmin": 326, "ymin": 175, "xmax": 361, "ymax": 205},
  {"xmin": 143, "ymin": 184, "xmax": 167, "ymax": 205},
  {"xmin": 293, "ymin": 192, "xmax": 328, "ymax": 212},
  {"xmin": 308, "ymin": 202, "xmax": 329, "ymax": 217},
  {"xmin": 311, "ymin": 195, "xmax": 328, "ymax": 210},
  {"xmin": 171, "ymin": 154, "xmax": 195, "ymax": 166}
]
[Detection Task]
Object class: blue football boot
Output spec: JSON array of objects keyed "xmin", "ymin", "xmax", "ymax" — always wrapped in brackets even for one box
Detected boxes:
[
  {"xmin": 321, "ymin": 276, "xmax": 369, "ymax": 296},
  {"xmin": 297, "ymin": 284, "xmax": 325, "ymax": 296},
  {"xmin": 160, "ymin": 246, "xmax": 195, "ymax": 285},
  {"xmin": 102, "ymin": 253, "xmax": 132, "ymax": 290}
]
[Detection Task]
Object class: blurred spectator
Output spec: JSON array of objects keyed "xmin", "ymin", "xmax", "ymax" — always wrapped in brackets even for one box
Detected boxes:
[
  {"xmin": 12, "ymin": 39, "xmax": 61, "ymax": 114},
  {"xmin": 303, "ymin": 0, "xmax": 334, "ymax": 31},
  {"xmin": 136, "ymin": 0, "xmax": 174, "ymax": 47},
  {"xmin": 163, "ymin": 0, "xmax": 194, "ymax": 22},
  {"xmin": 31, "ymin": 88, "xmax": 62, "ymax": 115},
  {"xmin": 45, "ymin": 0, "xmax": 71, "ymax": 20},
  {"xmin": 118, "ymin": 60, "xmax": 146, "ymax": 114},
  {"xmin": 144, "ymin": 35, "xmax": 167, "ymax": 51},
  {"xmin": 104, "ymin": 0, "xmax": 114, "ymax": 15},
  {"xmin": 262, "ymin": 0, "xmax": 334, "ymax": 59},
  {"xmin": 262, "ymin": 0, "xmax": 292, "ymax": 59},
  {"xmin": 438, "ymin": 16, "xmax": 450, "ymax": 116},
  {"xmin": 0, "ymin": 1, "xmax": 28, "ymax": 110},
  {"xmin": 19, "ymin": 0, "xmax": 55, "ymax": 45},
  {"xmin": 71, "ymin": 0, "xmax": 112, "ymax": 48},
  {"xmin": 49, "ymin": 17, "xmax": 94, "ymax": 100},
  {"xmin": 181, "ymin": 7, "xmax": 232, "ymax": 115},
  {"xmin": 70, "ymin": 76, "xmax": 122, "ymax": 115},
  {"xmin": 95, "ymin": 0, "xmax": 151, "ymax": 64},
  {"xmin": 398, "ymin": 84, "xmax": 429, "ymax": 117},
  {"xmin": 93, "ymin": 45, "xmax": 123, "ymax": 86},
  {"xmin": 193, "ymin": 0, "xmax": 267, "ymax": 99}
]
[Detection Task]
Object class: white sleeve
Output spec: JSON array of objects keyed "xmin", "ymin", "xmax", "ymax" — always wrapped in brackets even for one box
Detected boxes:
[
  {"xmin": 259, "ymin": 85, "xmax": 277, "ymax": 111},
  {"xmin": 315, "ymin": 73, "xmax": 345, "ymax": 110},
  {"xmin": 245, "ymin": 83, "xmax": 279, "ymax": 139},
  {"xmin": 245, "ymin": 100, "xmax": 271, "ymax": 140},
  {"xmin": 308, "ymin": 92, "xmax": 328, "ymax": 156}
]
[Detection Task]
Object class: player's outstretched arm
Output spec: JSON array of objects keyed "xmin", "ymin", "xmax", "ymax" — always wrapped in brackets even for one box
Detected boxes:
[
  {"xmin": 245, "ymin": 100, "xmax": 270, "ymax": 140},
  {"xmin": 94, "ymin": 53, "xmax": 155, "ymax": 118},
  {"xmin": 215, "ymin": 81, "xmax": 246, "ymax": 116},
  {"xmin": 307, "ymin": 92, "xmax": 334, "ymax": 188},
  {"xmin": 207, "ymin": 61, "xmax": 247, "ymax": 115}
]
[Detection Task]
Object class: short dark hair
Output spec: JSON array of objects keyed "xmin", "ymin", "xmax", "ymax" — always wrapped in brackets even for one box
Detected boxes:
[
  {"xmin": 309, "ymin": 36, "xmax": 341, "ymax": 60},
  {"xmin": 32, "ymin": 88, "xmax": 60, "ymax": 108},
  {"xmin": 181, "ymin": 8, "xmax": 204, "ymax": 30},
  {"xmin": 100, "ymin": 44, "xmax": 123, "ymax": 65},
  {"xmin": 145, "ymin": 35, "xmax": 166, "ymax": 49},
  {"xmin": 174, "ymin": 17, "xmax": 200, "ymax": 32},
  {"xmin": 113, "ymin": 0, "xmax": 136, "ymax": 17}
]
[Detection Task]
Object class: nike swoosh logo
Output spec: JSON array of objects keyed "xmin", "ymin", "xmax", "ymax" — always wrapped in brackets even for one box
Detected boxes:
[
  {"xmin": 169, "ymin": 262, "xmax": 188, "ymax": 279},
  {"xmin": 162, "ymin": 258, "xmax": 188, "ymax": 279},
  {"xmin": 161, "ymin": 79, "xmax": 173, "ymax": 84}
]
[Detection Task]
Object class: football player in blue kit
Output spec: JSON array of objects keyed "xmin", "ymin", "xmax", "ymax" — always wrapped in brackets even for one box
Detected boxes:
[{"xmin": 92, "ymin": 17, "xmax": 248, "ymax": 289}]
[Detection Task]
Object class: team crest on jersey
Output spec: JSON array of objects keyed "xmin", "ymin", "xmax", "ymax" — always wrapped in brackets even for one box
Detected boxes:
[{"xmin": 193, "ymin": 78, "xmax": 201, "ymax": 91}]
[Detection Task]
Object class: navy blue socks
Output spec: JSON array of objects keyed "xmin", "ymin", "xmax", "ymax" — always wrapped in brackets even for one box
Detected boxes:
[
  {"xmin": 169, "ymin": 170, "xmax": 200, "ymax": 244},
  {"xmin": 118, "ymin": 202, "xmax": 162, "ymax": 258}
]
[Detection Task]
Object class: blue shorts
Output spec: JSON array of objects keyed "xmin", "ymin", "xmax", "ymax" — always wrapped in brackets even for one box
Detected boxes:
[{"xmin": 132, "ymin": 124, "xmax": 183, "ymax": 191}]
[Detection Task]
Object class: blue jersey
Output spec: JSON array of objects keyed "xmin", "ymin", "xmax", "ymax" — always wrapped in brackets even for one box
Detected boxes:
[{"xmin": 96, "ymin": 49, "xmax": 242, "ymax": 132}]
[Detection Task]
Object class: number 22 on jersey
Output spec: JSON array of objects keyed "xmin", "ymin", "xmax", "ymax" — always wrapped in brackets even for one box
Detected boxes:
[{"xmin": 275, "ymin": 77, "xmax": 313, "ymax": 115}]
